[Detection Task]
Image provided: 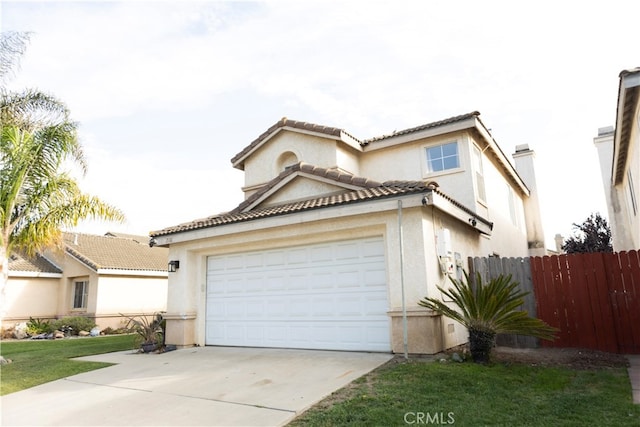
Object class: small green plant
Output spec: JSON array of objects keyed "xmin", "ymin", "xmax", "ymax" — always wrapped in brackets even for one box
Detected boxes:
[
  {"xmin": 50, "ymin": 316, "xmax": 97, "ymax": 335},
  {"xmin": 26, "ymin": 317, "xmax": 53, "ymax": 335},
  {"xmin": 419, "ymin": 271, "xmax": 557, "ymax": 363},
  {"xmin": 122, "ymin": 313, "xmax": 164, "ymax": 352}
]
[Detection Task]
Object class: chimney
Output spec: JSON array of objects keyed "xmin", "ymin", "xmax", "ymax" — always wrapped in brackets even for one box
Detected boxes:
[
  {"xmin": 554, "ymin": 234, "xmax": 564, "ymax": 254},
  {"xmin": 513, "ymin": 144, "xmax": 546, "ymax": 256}
]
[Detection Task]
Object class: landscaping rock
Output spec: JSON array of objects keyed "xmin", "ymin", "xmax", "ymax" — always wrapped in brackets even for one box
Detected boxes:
[
  {"xmin": 53, "ymin": 330, "xmax": 65, "ymax": 339},
  {"xmin": 0, "ymin": 356, "xmax": 12, "ymax": 365},
  {"xmin": 78, "ymin": 330, "xmax": 90, "ymax": 337},
  {"xmin": 451, "ymin": 352, "xmax": 464, "ymax": 363},
  {"xmin": 31, "ymin": 333, "xmax": 49, "ymax": 340},
  {"xmin": 90, "ymin": 327, "xmax": 101, "ymax": 337},
  {"xmin": 13, "ymin": 322, "xmax": 28, "ymax": 339}
]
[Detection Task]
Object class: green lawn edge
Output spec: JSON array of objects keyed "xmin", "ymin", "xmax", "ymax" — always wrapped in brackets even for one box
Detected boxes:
[
  {"xmin": 288, "ymin": 359, "xmax": 640, "ymax": 427},
  {"xmin": 0, "ymin": 335, "xmax": 136, "ymax": 396}
]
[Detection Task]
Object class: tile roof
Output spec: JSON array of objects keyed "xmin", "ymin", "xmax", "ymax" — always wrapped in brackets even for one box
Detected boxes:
[
  {"xmin": 8, "ymin": 252, "xmax": 62, "ymax": 274},
  {"xmin": 150, "ymin": 162, "xmax": 445, "ymax": 237},
  {"xmin": 104, "ymin": 232, "xmax": 151, "ymax": 244},
  {"xmin": 63, "ymin": 233, "xmax": 168, "ymax": 272},
  {"xmin": 231, "ymin": 162, "xmax": 383, "ymax": 214},
  {"xmin": 232, "ymin": 113, "xmax": 481, "ymax": 166},
  {"xmin": 151, "ymin": 183, "xmax": 433, "ymax": 237},
  {"xmin": 231, "ymin": 117, "xmax": 362, "ymax": 167},
  {"xmin": 363, "ymin": 111, "xmax": 480, "ymax": 144}
]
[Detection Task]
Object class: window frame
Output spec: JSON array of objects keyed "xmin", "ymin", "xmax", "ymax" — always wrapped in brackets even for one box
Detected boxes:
[
  {"xmin": 628, "ymin": 169, "xmax": 638, "ymax": 216},
  {"xmin": 72, "ymin": 280, "xmax": 89, "ymax": 310},
  {"xmin": 472, "ymin": 145, "xmax": 487, "ymax": 204},
  {"xmin": 423, "ymin": 141, "xmax": 463, "ymax": 176}
]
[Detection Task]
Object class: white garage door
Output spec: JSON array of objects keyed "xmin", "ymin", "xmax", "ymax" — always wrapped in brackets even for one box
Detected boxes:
[{"xmin": 205, "ymin": 237, "xmax": 390, "ymax": 352}]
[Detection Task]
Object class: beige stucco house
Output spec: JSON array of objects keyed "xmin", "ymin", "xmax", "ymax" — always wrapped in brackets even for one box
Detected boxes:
[
  {"xmin": 4, "ymin": 232, "xmax": 169, "ymax": 330},
  {"xmin": 151, "ymin": 112, "xmax": 546, "ymax": 354},
  {"xmin": 595, "ymin": 67, "xmax": 640, "ymax": 251}
]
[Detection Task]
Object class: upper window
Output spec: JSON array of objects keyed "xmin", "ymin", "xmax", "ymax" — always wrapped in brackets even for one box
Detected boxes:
[
  {"xmin": 628, "ymin": 170, "xmax": 637, "ymax": 216},
  {"xmin": 472, "ymin": 146, "xmax": 486, "ymax": 203},
  {"xmin": 426, "ymin": 142, "xmax": 459, "ymax": 173},
  {"xmin": 73, "ymin": 280, "xmax": 88, "ymax": 309}
]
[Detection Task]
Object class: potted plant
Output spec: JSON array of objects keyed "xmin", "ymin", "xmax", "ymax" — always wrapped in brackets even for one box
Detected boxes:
[
  {"xmin": 123, "ymin": 312, "xmax": 165, "ymax": 353},
  {"xmin": 418, "ymin": 272, "xmax": 557, "ymax": 363}
]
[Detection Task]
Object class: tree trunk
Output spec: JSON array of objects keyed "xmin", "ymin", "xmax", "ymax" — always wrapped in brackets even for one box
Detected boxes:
[
  {"xmin": 0, "ymin": 244, "xmax": 8, "ymax": 331},
  {"xmin": 469, "ymin": 328, "xmax": 496, "ymax": 363}
]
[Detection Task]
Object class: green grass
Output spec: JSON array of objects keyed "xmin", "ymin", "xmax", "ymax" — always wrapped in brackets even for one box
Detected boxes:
[
  {"xmin": 0, "ymin": 335, "xmax": 136, "ymax": 396},
  {"xmin": 289, "ymin": 360, "xmax": 640, "ymax": 427}
]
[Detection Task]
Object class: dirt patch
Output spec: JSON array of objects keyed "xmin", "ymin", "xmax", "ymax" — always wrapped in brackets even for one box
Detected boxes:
[{"xmin": 490, "ymin": 346, "xmax": 629, "ymax": 370}]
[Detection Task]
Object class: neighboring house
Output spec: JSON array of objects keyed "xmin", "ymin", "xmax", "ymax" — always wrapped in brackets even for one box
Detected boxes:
[
  {"xmin": 4, "ymin": 232, "xmax": 169, "ymax": 330},
  {"xmin": 150, "ymin": 112, "xmax": 546, "ymax": 354},
  {"xmin": 595, "ymin": 67, "xmax": 640, "ymax": 252}
]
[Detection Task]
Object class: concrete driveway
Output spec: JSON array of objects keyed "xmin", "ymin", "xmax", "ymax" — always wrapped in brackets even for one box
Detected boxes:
[{"xmin": 1, "ymin": 346, "xmax": 392, "ymax": 426}]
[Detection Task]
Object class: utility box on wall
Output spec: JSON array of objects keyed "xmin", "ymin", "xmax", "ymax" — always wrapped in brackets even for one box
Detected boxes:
[{"xmin": 388, "ymin": 308, "xmax": 443, "ymax": 354}]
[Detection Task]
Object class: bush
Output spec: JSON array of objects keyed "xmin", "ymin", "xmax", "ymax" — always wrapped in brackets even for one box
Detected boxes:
[
  {"xmin": 26, "ymin": 317, "xmax": 54, "ymax": 335},
  {"xmin": 50, "ymin": 316, "xmax": 97, "ymax": 335},
  {"xmin": 101, "ymin": 326, "xmax": 131, "ymax": 335}
]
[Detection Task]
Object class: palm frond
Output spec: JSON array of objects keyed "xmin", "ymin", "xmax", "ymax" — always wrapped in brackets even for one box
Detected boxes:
[{"xmin": 419, "ymin": 272, "xmax": 558, "ymax": 340}]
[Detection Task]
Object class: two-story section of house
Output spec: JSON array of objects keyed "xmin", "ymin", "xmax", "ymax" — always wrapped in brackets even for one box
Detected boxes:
[
  {"xmin": 150, "ymin": 111, "xmax": 545, "ymax": 354},
  {"xmin": 595, "ymin": 68, "xmax": 640, "ymax": 251}
]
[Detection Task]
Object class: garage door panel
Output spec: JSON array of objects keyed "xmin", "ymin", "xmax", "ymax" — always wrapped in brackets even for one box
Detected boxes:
[{"xmin": 206, "ymin": 237, "xmax": 390, "ymax": 351}]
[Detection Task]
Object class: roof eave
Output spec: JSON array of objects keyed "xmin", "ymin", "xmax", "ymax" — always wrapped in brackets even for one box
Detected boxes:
[
  {"xmin": 613, "ymin": 69, "xmax": 640, "ymax": 185},
  {"xmin": 231, "ymin": 126, "xmax": 360, "ymax": 171},
  {"xmin": 472, "ymin": 117, "xmax": 530, "ymax": 196},
  {"xmin": 423, "ymin": 189, "xmax": 493, "ymax": 235}
]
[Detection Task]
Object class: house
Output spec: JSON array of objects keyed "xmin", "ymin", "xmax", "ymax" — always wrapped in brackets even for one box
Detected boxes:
[
  {"xmin": 3, "ymin": 232, "xmax": 169, "ymax": 331},
  {"xmin": 595, "ymin": 67, "xmax": 640, "ymax": 251},
  {"xmin": 150, "ymin": 112, "xmax": 545, "ymax": 354}
]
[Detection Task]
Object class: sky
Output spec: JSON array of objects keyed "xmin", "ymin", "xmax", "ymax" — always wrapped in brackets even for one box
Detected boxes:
[{"xmin": 2, "ymin": 0, "xmax": 638, "ymax": 249}]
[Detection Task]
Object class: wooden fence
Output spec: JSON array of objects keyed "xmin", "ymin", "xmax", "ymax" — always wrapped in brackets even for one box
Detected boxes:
[
  {"xmin": 468, "ymin": 256, "xmax": 538, "ymax": 348},
  {"xmin": 469, "ymin": 251, "xmax": 640, "ymax": 354}
]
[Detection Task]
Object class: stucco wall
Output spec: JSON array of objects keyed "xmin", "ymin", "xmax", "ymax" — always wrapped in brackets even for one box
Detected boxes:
[
  {"xmin": 263, "ymin": 178, "xmax": 347, "ymax": 206},
  {"xmin": 160, "ymin": 195, "xmax": 520, "ymax": 352},
  {"xmin": 242, "ymin": 132, "xmax": 341, "ymax": 189},
  {"xmin": 3, "ymin": 276, "xmax": 60, "ymax": 324},
  {"xmin": 620, "ymin": 118, "xmax": 640, "ymax": 249}
]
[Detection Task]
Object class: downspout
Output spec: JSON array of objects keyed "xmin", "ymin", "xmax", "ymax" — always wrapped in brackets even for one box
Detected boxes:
[{"xmin": 398, "ymin": 200, "xmax": 408, "ymax": 360}]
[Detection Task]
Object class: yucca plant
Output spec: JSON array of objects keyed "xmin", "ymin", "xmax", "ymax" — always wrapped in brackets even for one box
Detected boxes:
[
  {"xmin": 123, "ymin": 313, "xmax": 165, "ymax": 353},
  {"xmin": 418, "ymin": 271, "xmax": 557, "ymax": 363}
]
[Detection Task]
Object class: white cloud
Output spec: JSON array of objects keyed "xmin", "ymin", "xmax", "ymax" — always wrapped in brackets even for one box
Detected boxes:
[{"xmin": 3, "ymin": 0, "xmax": 639, "ymax": 244}]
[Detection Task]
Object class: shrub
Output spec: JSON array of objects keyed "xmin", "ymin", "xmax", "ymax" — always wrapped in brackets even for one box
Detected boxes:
[
  {"xmin": 26, "ymin": 317, "xmax": 54, "ymax": 335},
  {"xmin": 50, "ymin": 316, "xmax": 97, "ymax": 335},
  {"xmin": 101, "ymin": 327, "xmax": 131, "ymax": 335}
]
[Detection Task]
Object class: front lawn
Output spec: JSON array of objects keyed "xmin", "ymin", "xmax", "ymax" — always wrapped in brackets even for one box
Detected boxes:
[
  {"xmin": 289, "ymin": 359, "xmax": 640, "ymax": 426},
  {"xmin": 0, "ymin": 335, "xmax": 135, "ymax": 396}
]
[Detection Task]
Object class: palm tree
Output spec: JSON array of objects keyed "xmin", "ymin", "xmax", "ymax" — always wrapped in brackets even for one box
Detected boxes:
[
  {"xmin": 418, "ymin": 272, "xmax": 557, "ymax": 363},
  {"xmin": 0, "ymin": 32, "xmax": 125, "ymax": 319}
]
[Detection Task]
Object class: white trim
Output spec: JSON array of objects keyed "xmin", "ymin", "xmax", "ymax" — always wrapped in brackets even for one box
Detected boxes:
[
  {"xmin": 153, "ymin": 196, "xmax": 426, "ymax": 246},
  {"xmin": 8, "ymin": 271, "xmax": 62, "ymax": 278},
  {"xmin": 96, "ymin": 269, "xmax": 169, "ymax": 277},
  {"xmin": 240, "ymin": 171, "xmax": 370, "ymax": 213},
  {"xmin": 423, "ymin": 191, "xmax": 493, "ymax": 235},
  {"xmin": 232, "ymin": 126, "xmax": 362, "ymax": 169}
]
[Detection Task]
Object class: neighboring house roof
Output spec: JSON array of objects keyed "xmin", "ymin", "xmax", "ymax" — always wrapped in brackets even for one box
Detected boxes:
[
  {"xmin": 150, "ymin": 162, "xmax": 492, "ymax": 237},
  {"xmin": 613, "ymin": 67, "xmax": 640, "ymax": 185},
  {"xmin": 63, "ymin": 233, "xmax": 168, "ymax": 272},
  {"xmin": 8, "ymin": 252, "xmax": 62, "ymax": 276},
  {"xmin": 104, "ymin": 231, "xmax": 151, "ymax": 245}
]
